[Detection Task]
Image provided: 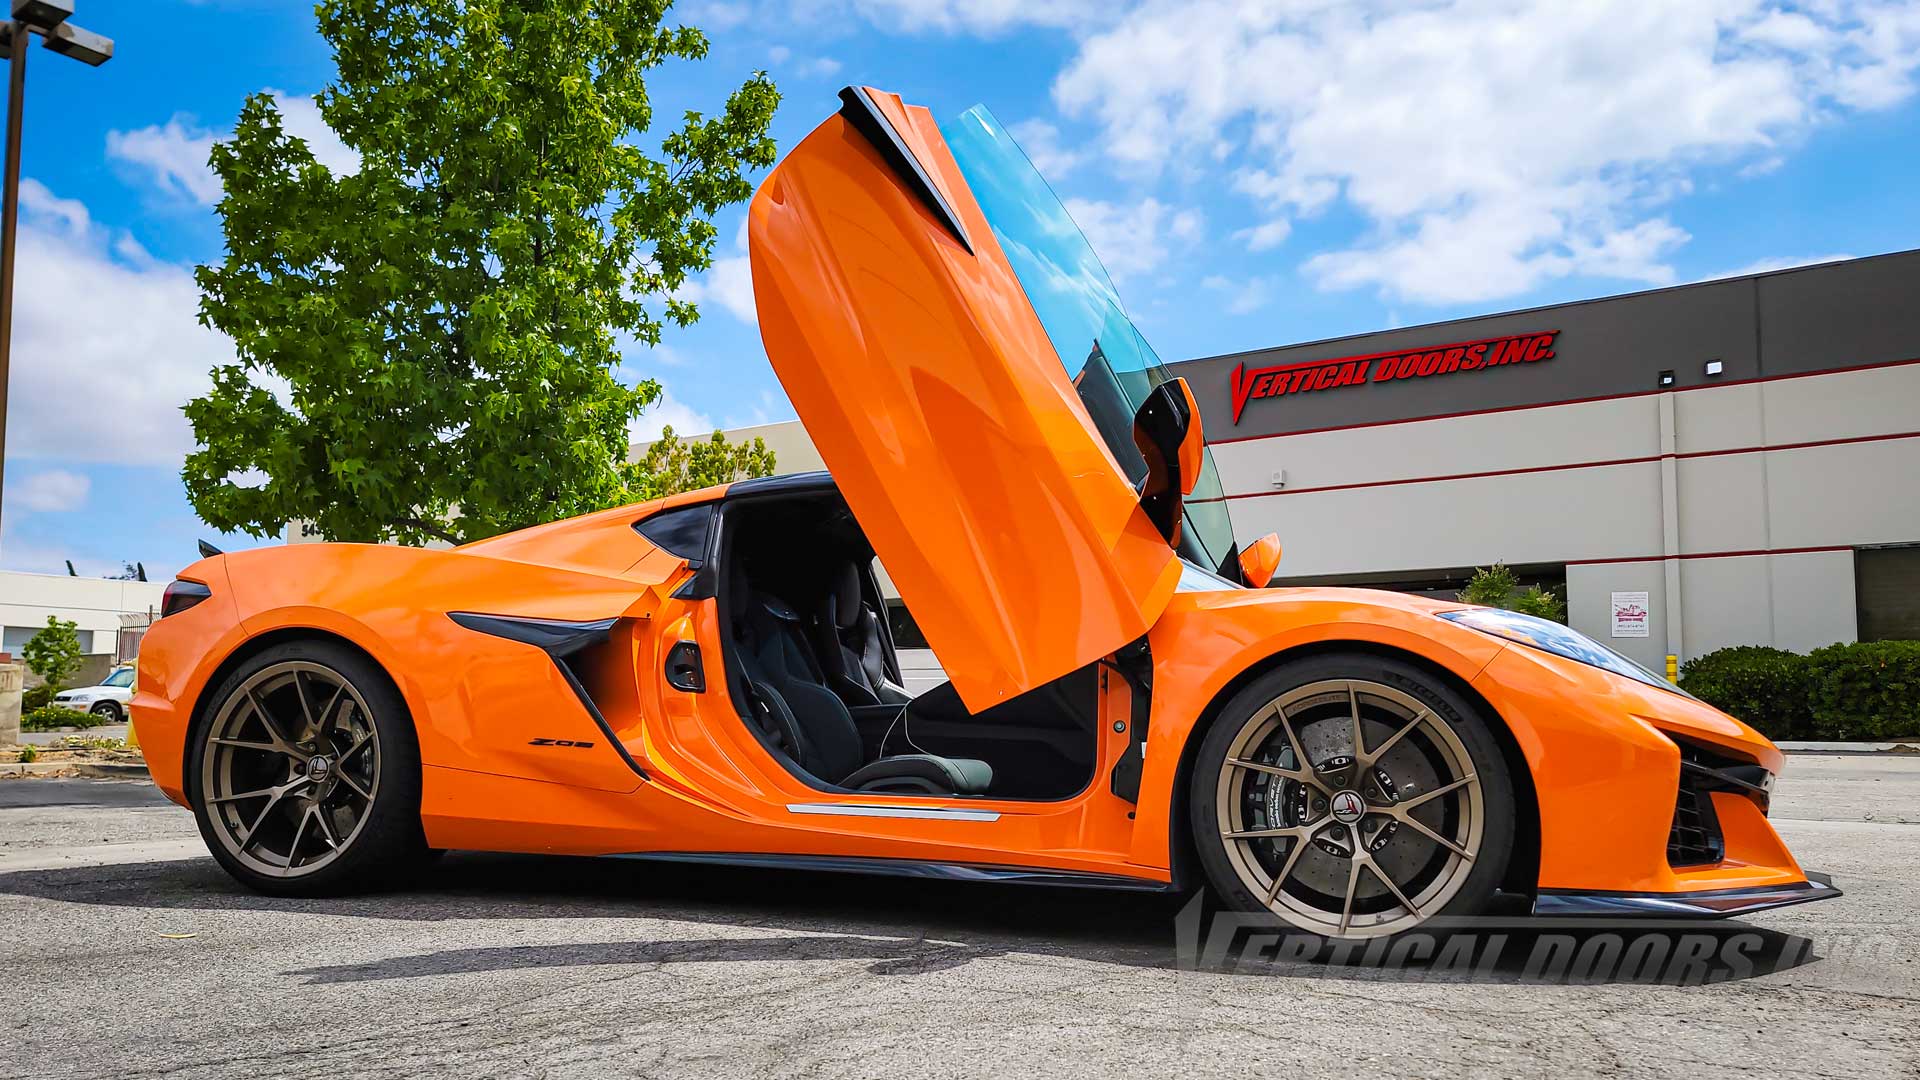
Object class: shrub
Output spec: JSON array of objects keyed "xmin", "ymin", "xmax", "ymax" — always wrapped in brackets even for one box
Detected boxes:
[
  {"xmin": 1509, "ymin": 585, "xmax": 1568, "ymax": 623},
  {"xmin": 21, "ymin": 616, "xmax": 83, "ymax": 691},
  {"xmin": 18, "ymin": 745, "xmax": 36, "ymax": 764},
  {"xmin": 22, "ymin": 684, "xmax": 54, "ymax": 712},
  {"xmin": 1679, "ymin": 646, "xmax": 1810, "ymax": 740},
  {"xmin": 1457, "ymin": 564, "xmax": 1520, "ymax": 608},
  {"xmin": 1805, "ymin": 640, "xmax": 1920, "ymax": 740},
  {"xmin": 1457, "ymin": 565, "xmax": 1569, "ymax": 624},
  {"xmin": 21, "ymin": 706, "xmax": 81, "ymax": 732}
]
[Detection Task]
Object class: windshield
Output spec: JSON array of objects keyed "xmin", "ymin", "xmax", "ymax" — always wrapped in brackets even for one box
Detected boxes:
[
  {"xmin": 941, "ymin": 106, "xmax": 1238, "ymax": 579},
  {"xmin": 102, "ymin": 668, "xmax": 134, "ymax": 688}
]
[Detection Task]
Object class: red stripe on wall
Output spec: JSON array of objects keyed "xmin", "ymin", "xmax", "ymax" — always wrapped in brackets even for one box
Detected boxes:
[
  {"xmin": 1204, "ymin": 428, "xmax": 1920, "ymax": 502},
  {"xmin": 1564, "ymin": 545, "xmax": 1854, "ymax": 566},
  {"xmin": 1206, "ymin": 355, "xmax": 1920, "ymax": 447}
]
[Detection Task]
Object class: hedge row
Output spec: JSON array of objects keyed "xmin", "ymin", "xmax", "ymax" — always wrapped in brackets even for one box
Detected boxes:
[
  {"xmin": 1678, "ymin": 640, "xmax": 1920, "ymax": 741},
  {"xmin": 20, "ymin": 706, "xmax": 107, "ymax": 733}
]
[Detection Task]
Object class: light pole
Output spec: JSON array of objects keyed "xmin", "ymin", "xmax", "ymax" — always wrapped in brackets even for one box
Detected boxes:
[{"xmin": 0, "ymin": 1, "xmax": 112, "ymax": 545}]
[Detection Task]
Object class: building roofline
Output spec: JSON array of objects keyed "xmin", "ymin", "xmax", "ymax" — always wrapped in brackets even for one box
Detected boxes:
[{"xmin": 1175, "ymin": 247, "xmax": 1919, "ymax": 369}]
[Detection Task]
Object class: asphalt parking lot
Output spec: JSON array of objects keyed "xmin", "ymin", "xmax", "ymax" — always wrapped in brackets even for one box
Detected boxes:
[{"xmin": 1, "ymin": 754, "xmax": 1914, "ymax": 1079}]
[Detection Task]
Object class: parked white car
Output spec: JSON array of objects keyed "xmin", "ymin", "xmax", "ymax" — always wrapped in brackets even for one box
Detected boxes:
[{"xmin": 52, "ymin": 666, "xmax": 134, "ymax": 724}]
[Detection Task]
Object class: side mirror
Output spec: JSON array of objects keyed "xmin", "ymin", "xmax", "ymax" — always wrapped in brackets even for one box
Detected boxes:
[
  {"xmin": 1238, "ymin": 533, "xmax": 1282, "ymax": 588},
  {"xmin": 1132, "ymin": 377, "xmax": 1201, "ymax": 543}
]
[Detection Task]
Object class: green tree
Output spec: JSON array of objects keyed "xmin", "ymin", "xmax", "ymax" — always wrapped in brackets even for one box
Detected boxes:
[
  {"xmin": 21, "ymin": 616, "xmax": 84, "ymax": 691},
  {"xmin": 631, "ymin": 425, "xmax": 776, "ymax": 499},
  {"xmin": 185, "ymin": 0, "xmax": 779, "ymax": 546}
]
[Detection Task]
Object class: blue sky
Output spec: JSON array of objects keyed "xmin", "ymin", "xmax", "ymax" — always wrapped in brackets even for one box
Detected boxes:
[{"xmin": 4, "ymin": 0, "xmax": 1918, "ymax": 581}]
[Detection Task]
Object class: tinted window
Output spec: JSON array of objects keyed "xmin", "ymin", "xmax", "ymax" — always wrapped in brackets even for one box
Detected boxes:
[{"xmin": 634, "ymin": 505, "xmax": 715, "ymax": 563}]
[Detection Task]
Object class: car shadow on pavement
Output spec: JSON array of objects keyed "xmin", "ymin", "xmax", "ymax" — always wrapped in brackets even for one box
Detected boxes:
[{"xmin": 0, "ymin": 851, "xmax": 1824, "ymax": 986}]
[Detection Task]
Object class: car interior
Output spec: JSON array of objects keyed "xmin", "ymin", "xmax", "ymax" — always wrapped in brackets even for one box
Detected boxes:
[{"xmin": 713, "ymin": 484, "xmax": 1100, "ymax": 801}]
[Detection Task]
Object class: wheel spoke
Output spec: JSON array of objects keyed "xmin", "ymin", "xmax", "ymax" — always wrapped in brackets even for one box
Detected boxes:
[
  {"xmin": 315, "ymin": 680, "xmax": 348, "ymax": 743},
  {"xmin": 1394, "ymin": 812, "xmax": 1476, "ymax": 860},
  {"xmin": 1263, "ymin": 835, "xmax": 1310, "ymax": 904},
  {"xmin": 1364, "ymin": 855, "xmax": 1422, "ymax": 918},
  {"xmin": 292, "ymin": 671, "xmax": 318, "ymax": 736},
  {"xmin": 1397, "ymin": 773, "xmax": 1475, "ymax": 811},
  {"xmin": 312, "ymin": 807, "xmax": 342, "ymax": 850},
  {"xmin": 247, "ymin": 687, "xmax": 310, "ymax": 762},
  {"xmin": 1227, "ymin": 757, "xmax": 1313, "ymax": 782},
  {"xmin": 1361, "ymin": 708, "xmax": 1429, "ymax": 767},
  {"xmin": 1269, "ymin": 703, "xmax": 1329, "ymax": 795},
  {"xmin": 336, "ymin": 769, "xmax": 373, "ymax": 801},
  {"xmin": 339, "ymin": 731, "xmax": 374, "ymax": 768},
  {"xmin": 208, "ymin": 786, "xmax": 280, "ymax": 806},
  {"xmin": 237, "ymin": 780, "xmax": 305, "ymax": 853},
  {"xmin": 286, "ymin": 804, "xmax": 316, "ymax": 870},
  {"xmin": 1347, "ymin": 682, "xmax": 1366, "ymax": 760},
  {"xmin": 1225, "ymin": 825, "xmax": 1306, "ymax": 840},
  {"xmin": 1337, "ymin": 853, "xmax": 1364, "ymax": 937},
  {"xmin": 210, "ymin": 737, "xmax": 280, "ymax": 755}
]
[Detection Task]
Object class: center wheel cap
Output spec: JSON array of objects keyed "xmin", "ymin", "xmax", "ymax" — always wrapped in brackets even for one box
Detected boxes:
[
  {"xmin": 1329, "ymin": 789, "xmax": 1366, "ymax": 824},
  {"xmin": 306, "ymin": 756, "xmax": 333, "ymax": 782}
]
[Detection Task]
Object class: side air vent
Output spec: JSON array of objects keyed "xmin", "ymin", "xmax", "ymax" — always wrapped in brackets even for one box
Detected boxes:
[{"xmin": 1666, "ymin": 740, "xmax": 1770, "ymax": 868}]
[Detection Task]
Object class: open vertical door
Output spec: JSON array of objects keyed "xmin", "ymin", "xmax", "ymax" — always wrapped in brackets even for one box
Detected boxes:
[{"xmin": 748, "ymin": 87, "xmax": 1183, "ymax": 710}]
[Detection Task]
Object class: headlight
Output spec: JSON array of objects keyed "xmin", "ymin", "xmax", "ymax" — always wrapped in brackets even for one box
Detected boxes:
[
  {"xmin": 70, "ymin": 694, "xmax": 95, "ymax": 703},
  {"xmin": 1437, "ymin": 607, "xmax": 1691, "ymax": 698}
]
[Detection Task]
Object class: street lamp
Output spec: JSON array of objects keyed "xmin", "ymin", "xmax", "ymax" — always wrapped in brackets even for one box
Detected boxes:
[{"xmin": 0, "ymin": 0, "xmax": 113, "ymax": 544}]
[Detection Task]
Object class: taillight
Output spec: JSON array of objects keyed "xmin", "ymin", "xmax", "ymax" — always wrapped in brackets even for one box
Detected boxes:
[{"xmin": 161, "ymin": 580, "xmax": 212, "ymax": 618}]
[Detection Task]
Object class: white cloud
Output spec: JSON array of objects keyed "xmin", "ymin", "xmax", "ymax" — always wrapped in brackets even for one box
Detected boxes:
[
  {"xmin": 801, "ymin": 57, "xmax": 844, "ymax": 78},
  {"xmin": 8, "ymin": 184, "xmax": 231, "ymax": 465},
  {"xmin": 106, "ymin": 115, "xmax": 222, "ymax": 204},
  {"xmin": 12, "ymin": 469, "xmax": 91, "ymax": 513},
  {"xmin": 1007, "ymin": 119, "xmax": 1085, "ymax": 177},
  {"xmin": 264, "ymin": 89, "xmax": 361, "ymax": 177},
  {"xmin": 106, "ymin": 90, "xmax": 358, "ymax": 207},
  {"xmin": 629, "ymin": 390, "xmax": 717, "ymax": 443},
  {"xmin": 19, "ymin": 180, "xmax": 91, "ymax": 236},
  {"xmin": 681, "ymin": 255, "xmax": 757, "ymax": 324},
  {"xmin": 849, "ymin": 0, "xmax": 1105, "ymax": 33},
  {"xmin": 1061, "ymin": 196, "xmax": 1202, "ymax": 281},
  {"xmin": 1202, "ymin": 274, "xmax": 1275, "ymax": 316},
  {"xmin": 1236, "ymin": 218, "xmax": 1291, "ymax": 253},
  {"xmin": 1701, "ymin": 252, "xmax": 1859, "ymax": 281},
  {"xmin": 768, "ymin": 45, "xmax": 792, "ymax": 63},
  {"xmin": 1054, "ymin": 0, "xmax": 1920, "ymax": 305}
]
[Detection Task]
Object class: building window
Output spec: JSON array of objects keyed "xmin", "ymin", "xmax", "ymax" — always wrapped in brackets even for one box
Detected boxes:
[{"xmin": 1856, "ymin": 545, "xmax": 1920, "ymax": 642}]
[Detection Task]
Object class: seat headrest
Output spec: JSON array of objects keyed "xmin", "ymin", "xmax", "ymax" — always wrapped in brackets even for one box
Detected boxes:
[{"xmin": 832, "ymin": 562, "xmax": 863, "ymax": 629}]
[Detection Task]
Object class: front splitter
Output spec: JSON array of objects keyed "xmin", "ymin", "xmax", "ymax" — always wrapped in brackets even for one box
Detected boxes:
[{"xmin": 1533, "ymin": 871, "xmax": 1842, "ymax": 918}]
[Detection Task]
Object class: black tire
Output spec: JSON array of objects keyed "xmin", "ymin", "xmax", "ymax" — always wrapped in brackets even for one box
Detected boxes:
[
  {"xmin": 1188, "ymin": 651, "xmax": 1516, "ymax": 944},
  {"xmin": 188, "ymin": 639, "xmax": 429, "ymax": 897},
  {"xmin": 91, "ymin": 701, "xmax": 123, "ymax": 724}
]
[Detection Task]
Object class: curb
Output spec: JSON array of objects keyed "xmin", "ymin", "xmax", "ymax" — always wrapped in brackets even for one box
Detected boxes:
[
  {"xmin": 0, "ymin": 761, "xmax": 151, "ymax": 780},
  {"xmin": 1777, "ymin": 740, "xmax": 1920, "ymax": 754}
]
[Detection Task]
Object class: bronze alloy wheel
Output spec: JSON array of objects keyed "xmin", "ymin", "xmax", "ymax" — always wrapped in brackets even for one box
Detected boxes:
[
  {"xmin": 199, "ymin": 659, "xmax": 382, "ymax": 879},
  {"xmin": 1193, "ymin": 655, "xmax": 1515, "ymax": 942}
]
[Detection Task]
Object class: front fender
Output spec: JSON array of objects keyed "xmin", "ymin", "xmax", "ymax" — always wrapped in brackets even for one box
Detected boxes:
[{"xmin": 1127, "ymin": 586, "xmax": 1506, "ymax": 871}]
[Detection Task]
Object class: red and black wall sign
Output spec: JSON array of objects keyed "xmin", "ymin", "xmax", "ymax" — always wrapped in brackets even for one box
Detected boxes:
[{"xmin": 1229, "ymin": 330, "xmax": 1561, "ymax": 424}]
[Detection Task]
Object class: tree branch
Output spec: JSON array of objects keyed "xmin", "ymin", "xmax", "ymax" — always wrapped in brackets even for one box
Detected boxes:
[{"xmin": 392, "ymin": 516, "xmax": 466, "ymax": 546}]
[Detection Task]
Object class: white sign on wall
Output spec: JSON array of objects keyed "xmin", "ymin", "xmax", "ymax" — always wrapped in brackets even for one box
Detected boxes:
[{"xmin": 1611, "ymin": 592, "xmax": 1651, "ymax": 638}]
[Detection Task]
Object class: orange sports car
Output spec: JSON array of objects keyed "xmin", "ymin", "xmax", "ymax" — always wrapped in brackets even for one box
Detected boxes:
[{"xmin": 133, "ymin": 86, "xmax": 1836, "ymax": 942}]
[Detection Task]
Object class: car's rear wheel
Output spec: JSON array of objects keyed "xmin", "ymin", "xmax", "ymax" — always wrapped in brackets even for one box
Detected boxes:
[
  {"xmin": 188, "ymin": 640, "xmax": 428, "ymax": 896},
  {"xmin": 1190, "ymin": 652, "xmax": 1515, "ymax": 943}
]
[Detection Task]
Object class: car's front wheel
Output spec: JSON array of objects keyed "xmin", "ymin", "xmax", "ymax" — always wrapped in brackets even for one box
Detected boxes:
[
  {"xmin": 1190, "ymin": 652, "xmax": 1516, "ymax": 943},
  {"xmin": 188, "ymin": 640, "xmax": 428, "ymax": 896},
  {"xmin": 90, "ymin": 700, "xmax": 123, "ymax": 724}
]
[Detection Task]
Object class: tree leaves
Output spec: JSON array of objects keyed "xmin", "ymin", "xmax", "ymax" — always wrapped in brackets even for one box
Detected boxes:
[{"xmin": 186, "ymin": 0, "xmax": 780, "ymax": 545}]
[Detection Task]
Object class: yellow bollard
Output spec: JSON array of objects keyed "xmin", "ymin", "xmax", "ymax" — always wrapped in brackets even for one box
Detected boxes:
[{"xmin": 1666, "ymin": 654, "xmax": 1679, "ymax": 685}]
